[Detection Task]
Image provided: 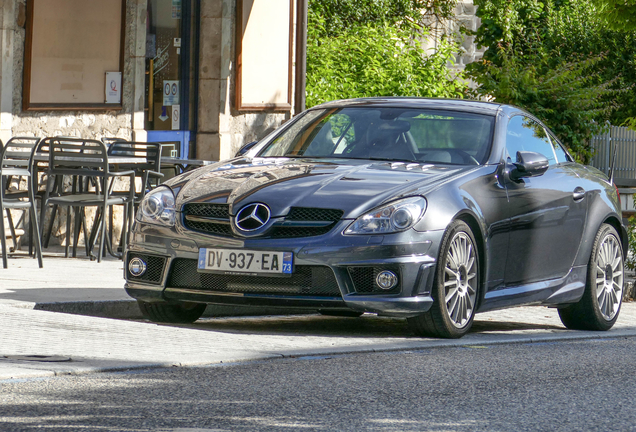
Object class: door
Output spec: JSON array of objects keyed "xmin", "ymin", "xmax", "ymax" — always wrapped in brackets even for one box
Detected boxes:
[
  {"xmin": 144, "ymin": 0, "xmax": 198, "ymax": 157},
  {"xmin": 504, "ymin": 115, "xmax": 587, "ymax": 285}
]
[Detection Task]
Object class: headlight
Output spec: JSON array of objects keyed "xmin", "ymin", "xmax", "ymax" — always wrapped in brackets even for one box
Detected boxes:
[
  {"xmin": 344, "ymin": 197, "xmax": 426, "ymax": 235},
  {"xmin": 137, "ymin": 186, "xmax": 176, "ymax": 227}
]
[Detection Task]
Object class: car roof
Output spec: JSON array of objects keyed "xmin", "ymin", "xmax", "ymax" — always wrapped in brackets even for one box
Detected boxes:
[{"xmin": 311, "ymin": 97, "xmax": 504, "ymax": 116}]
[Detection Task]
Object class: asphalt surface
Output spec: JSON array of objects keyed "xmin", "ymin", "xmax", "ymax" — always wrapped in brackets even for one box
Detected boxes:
[
  {"xmin": 2, "ymin": 251, "xmax": 636, "ymax": 384},
  {"xmin": 2, "ymin": 337, "xmax": 636, "ymax": 431}
]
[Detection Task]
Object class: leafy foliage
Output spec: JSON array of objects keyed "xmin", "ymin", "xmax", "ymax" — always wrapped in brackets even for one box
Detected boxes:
[
  {"xmin": 590, "ymin": 0, "xmax": 636, "ymax": 30},
  {"xmin": 467, "ymin": 0, "xmax": 632, "ymax": 162},
  {"xmin": 471, "ymin": 53, "xmax": 618, "ymax": 163},
  {"xmin": 309, "ymin": 0, "xmax": 458, "ymax": 37},
  {"xmin": 306, "ymin": 0, "xmax": 468, "ymax": 108},
  {"xmin": 627, "ymin": 214, "xmax": 636, "ymax": 271}
]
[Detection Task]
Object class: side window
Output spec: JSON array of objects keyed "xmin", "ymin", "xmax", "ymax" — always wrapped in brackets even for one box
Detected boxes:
[
  {"xmin": 549, "ymin": 134, "xmax": 569, "ymax": 163},
  {"xmin": 505, "ymin": 116, "xmax": 556, "ymax": 165}
]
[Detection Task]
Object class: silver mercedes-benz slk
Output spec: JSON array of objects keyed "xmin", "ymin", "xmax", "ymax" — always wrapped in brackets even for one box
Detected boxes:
[{"xmin": 125, "ymin": 98, "xmax": 626, "ymax": 338}]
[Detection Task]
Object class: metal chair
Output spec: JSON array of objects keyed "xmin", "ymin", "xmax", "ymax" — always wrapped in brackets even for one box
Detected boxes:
[
  {"xmin": 42, "ymin": 138, "xmax": 135, "ymax": 262},
  {"xmin": 0, "ymin": 137, "xmax": 44, "ymax": 268},
  {"xmin": 107, "ymin": 141, "xmax": 163, "ymax": 243}
]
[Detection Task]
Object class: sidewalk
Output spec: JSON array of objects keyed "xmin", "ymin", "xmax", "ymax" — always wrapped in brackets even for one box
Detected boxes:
[{"xmin": 1, "ymin": 251, "xmax": 636, "ymax": 381}]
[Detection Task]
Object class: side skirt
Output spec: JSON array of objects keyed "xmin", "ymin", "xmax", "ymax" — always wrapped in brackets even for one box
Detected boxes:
[{"xmin": 478, "ymin": 265, "xmax": 587, "ymax": 313}]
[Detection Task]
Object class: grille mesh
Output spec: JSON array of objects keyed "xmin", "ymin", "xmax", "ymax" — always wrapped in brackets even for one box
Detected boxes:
[
  {"xmin": 168, "ymin": 258, "xmax": 341, "ymax": 297},
  {"xmin": 286, "ymin": 207, "xmax": 344, "ymax": 221},
  {"xmin": 183, "ymin": 203, "xmax": 230, "ymax": 218},
  {"xmin": 181, "ymin": 204, "xmax": 343, "ymax": 239},
  {"xmin": 183, "ymin": 203, "xmax": 232, "ymax": 236},
  {"xmin": 348, "ymin": 266, "xmax": 401, "ymax": 294},
  {"xmin": 269, "ymin": 226, "xmax": 334, "ymax": 238},
  {"xmin": 126, "ymin": 253, "xmax": 166, "ymax": 284}
]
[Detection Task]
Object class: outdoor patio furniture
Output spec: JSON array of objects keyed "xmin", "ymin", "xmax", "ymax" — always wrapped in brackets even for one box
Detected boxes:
[
  {"xmin": 0, "ymin": 136, "xmax": 44, "ymax": 268},
  {"xmin": 41, "ymin": 138, "xmax": 135, "ymax": 262}
]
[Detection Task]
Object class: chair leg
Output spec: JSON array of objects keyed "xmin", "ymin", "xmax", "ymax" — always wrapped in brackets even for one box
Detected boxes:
[
  {"xmin": 72, "ymin": 206, "xmax": 82, "ymax": 258},
  {"xmin": 0, "ymin": 207, "xmax": 7, "ymax": 269},
  {"xmin": 28, "ymin": 211, "xmax": 33, "ymax": 257},
  {"xmin": 43, "ymin": 204, "xmax": 58, "ymax": 249},
  {"xmin": 29, "ymin": 200, "xmax": 43, "ymax": 269},
  {"xmin": 97, "ymin": 205, "xmax": 107, "ymax": 263},
  {"xmin": 6, "ymin": 211, "xmax": 18, "ymax": 252},
  {"xmin": 65, "ymin": 207, "xmax": 72, "ymax": 258}
]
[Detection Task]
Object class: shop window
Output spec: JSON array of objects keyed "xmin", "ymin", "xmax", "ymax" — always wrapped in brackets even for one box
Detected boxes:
[
  {"xmin": 235, "ymin": 0, "xmax": 294, "ymax": 111},
  {"xmin": 23, "ymin": 0, "xmax": 125, "ymax": 110}
]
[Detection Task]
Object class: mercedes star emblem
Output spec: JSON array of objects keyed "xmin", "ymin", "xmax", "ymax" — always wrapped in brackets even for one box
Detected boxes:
[{"xmin": 235, "ymin": 203, "xmax": 271, "ymax": 231}]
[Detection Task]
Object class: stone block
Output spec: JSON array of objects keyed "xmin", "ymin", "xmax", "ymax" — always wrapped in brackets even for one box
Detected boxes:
[
  {"xmin": 199, "ymin": 17, "xmax": 223, "ymax": 80},
  {"xmin": 201, "ymin": 0, "xmax": 223, "ymax": 18},
  {"xmin": 196, "ymin": 133, "xmax": 221, "ymax": 161},
  {"xmin": 198, "ymin": 79, "xmax": 221, "ymax": 133}
]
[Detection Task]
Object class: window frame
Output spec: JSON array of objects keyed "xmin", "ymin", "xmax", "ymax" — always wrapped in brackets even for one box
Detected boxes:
[
  {"xmin": 505, "ymin": 114, "xmax": 559, "ymax": 165},
  {"xmin": 22, "ymin": 0, "xmax": 126, "ymax": 111}
]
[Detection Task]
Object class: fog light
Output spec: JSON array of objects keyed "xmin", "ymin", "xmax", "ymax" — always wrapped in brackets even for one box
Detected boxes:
[
  {"xmin": 376, "ymin": 270, "xmax": 398, "ymax": 290},
  {"xmin": 129, "ymin": 257, "xmax": 147, "ymax": 277}
]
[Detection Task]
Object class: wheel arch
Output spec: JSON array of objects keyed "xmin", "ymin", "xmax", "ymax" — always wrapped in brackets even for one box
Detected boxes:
[
  {"xmin": 454, "ymin": 210, "xmax": 487, "ymax": 310},
  {"xmin": 575, "ymin": 212, "xmax": 628, "ymax": 268},
  {"xmin": 603, "ymin": 215, "xmax": 628, "ymax": 260}
]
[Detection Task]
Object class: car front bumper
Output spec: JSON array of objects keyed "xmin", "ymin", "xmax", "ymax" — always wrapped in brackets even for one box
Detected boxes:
[{"xmin": 124, "ymin": 220, "xmax": 445, "ymax": 318}]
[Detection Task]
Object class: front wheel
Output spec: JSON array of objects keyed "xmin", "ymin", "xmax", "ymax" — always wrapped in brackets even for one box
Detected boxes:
[
  {"xmin": 408, "ymin": 220, "xmax": 480, "ymax": 338},
  {"xmin": 138, "ymin": 300, "xmax": 207, "ymax": 323},
  {"xmin": 558, "ymin": 223, "xmax": 624, "ymax": 331}
]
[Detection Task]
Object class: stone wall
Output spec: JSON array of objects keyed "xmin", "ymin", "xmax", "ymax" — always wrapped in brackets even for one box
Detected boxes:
[
  {"xmin": 453, "ymin": 0, "xmax": 485, "ymax": 69},
  {"xmin": 3, "ymin": 0, "xmax": 145, "ymax": 142},
  {"xmin": 196, "ymin": 0, "xmax": 292, "ymax": 162}
]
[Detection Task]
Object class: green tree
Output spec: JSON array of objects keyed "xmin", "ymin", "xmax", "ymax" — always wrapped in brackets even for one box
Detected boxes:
[
  {"xmin": 306, "ymin": 0, "xmax": 468, "ymax": 108},
  {"xmin": 590, "ymin": 0, "xmax": 636, "ymax": 30},
  {"xmin": 467, "ymin": 0, "xmax": 630, "ymax": 162}
]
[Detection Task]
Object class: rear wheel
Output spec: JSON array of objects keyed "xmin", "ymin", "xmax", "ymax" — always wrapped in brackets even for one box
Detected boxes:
[
  {"xmin": 408, "ymin": 220, "xmax": 479, "ymax": 338},
  {"xmin": 137, "ymin": 300, "xmax": 206, "ymax": 323},
  {"xmin": 558, "ymin": 223, "xmax": 623, "ymax": 331}
]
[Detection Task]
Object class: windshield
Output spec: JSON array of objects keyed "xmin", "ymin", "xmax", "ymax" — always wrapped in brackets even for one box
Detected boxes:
[{"xmin": 258, "ymin": 107, "xmax": 495, "ymax": 165}]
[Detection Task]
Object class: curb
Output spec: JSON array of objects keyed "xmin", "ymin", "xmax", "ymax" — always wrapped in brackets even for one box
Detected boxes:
[
  {"xmin": 3, "ymin": 325, "xmax": 636, "ymax": 382},
  {"xmin": 29, "ymin": 299, "xmax": 315, "ymax": 320}
]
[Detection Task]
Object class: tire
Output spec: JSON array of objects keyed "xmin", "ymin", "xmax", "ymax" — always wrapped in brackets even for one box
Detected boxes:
[
  {"xmin": 558, "ymin": 223, "xmax": 624, "ymax": 331},
  {"xmin": 408, "ymin": 220, "xmax": 480, "ymax": 338},
  {"xmin": 319, "ymin": 309, "xmax": 363, "ymax": 317},
  {"xmin": 137, "ymin": 300, "xmax": 207, "ymax": 324}
]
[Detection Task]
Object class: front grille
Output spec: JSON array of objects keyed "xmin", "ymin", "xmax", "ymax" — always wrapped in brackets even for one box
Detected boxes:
[
  {"xmin": 269, "ymin": 226, "xmax": 334, "ymax": 238},
  {"xmin": 184, "ymin": 203, "xmax": 230, "ymax": 218},
  {"xmin": 286, "ymin": 207, "xmax": 344, "ymax": 221},
  {"xmin": 126, "ymin": 253, "xmax": 166, "ymax": 284},
  {"xmin": 183, "ymin": 203, "xmax": 232, "ymax": 236},
  {"xmin": 182, "ymin": 204, "xmax": 343, "ymax": 239},
  {"xmin": 168, "ymin": 258, "xmax": 341, "ymax": 297},
  {"xmin": 270, "ymin": 207, "xmax": 343, "ymax": 238},
  {"xmin": 348, "ymin": 266, "xmax": 401, "ymax": 294}
]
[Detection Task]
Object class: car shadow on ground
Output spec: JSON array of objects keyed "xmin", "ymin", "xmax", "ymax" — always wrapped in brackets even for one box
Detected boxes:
[{"xmin": 157, "ymin": 313, "xmax": 565, "ymax": 338}]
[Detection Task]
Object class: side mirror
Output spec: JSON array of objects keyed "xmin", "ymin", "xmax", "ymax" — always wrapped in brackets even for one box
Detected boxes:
[
  {"xmin": 235, "ymin": 140, "xmax": 259, "ymax": 157},
  {"xmin": 510, "ymin": 151, "xmax": 549, "ymax": 180}
]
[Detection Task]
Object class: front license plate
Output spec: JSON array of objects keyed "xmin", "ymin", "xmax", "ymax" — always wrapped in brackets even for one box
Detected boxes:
[{"xmin": 197, "ymin": 248, "xmax": 293, "ymax": 276}]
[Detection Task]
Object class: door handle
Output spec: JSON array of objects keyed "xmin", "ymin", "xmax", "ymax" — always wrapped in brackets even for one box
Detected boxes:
[{"xmin": 573, "ymin": 187, "xmax": 585, "ymax": 201}]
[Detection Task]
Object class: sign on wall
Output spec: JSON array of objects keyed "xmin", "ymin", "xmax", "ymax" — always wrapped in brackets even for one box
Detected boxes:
[{"xmin": 235, "ymin": 0, "xmax": 293, "ymax": 111}]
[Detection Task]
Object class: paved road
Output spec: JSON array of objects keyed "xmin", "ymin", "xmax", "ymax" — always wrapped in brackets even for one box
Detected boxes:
[{"xmin": 2, "ymin": 337, "xmax": 635, "ymax": 431}]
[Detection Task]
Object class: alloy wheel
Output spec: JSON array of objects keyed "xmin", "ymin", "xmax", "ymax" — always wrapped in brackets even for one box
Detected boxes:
[
  {"xmin": 444, "ymin": 231, "xmax": 478, "ymax": 328},
  {"xmin": 595, "ymin": 233, "xmax": 623, "ymax": 321}
]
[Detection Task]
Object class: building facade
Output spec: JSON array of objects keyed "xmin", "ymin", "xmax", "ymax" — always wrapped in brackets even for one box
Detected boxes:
[{"xmin": 0, "ymin": 0, "xmax": 302, "ymax": 162}]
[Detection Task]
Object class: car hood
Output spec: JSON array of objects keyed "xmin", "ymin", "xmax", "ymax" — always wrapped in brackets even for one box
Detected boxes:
[{"xmin": 172, "ymin": 158, "xmax": 472, "ymax": 218}]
